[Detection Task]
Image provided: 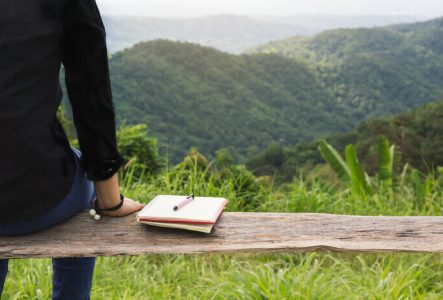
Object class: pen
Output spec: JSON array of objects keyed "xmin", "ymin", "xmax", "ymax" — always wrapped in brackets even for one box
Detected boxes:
[{"xmin": 173, "ymin": 194, "xmax": 195, "ymax": 211}]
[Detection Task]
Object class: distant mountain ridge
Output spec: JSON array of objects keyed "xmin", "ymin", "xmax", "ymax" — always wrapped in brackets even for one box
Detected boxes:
[
  {"xmin": 247, "ymin": 17, "xmax": 443, "ymax": 61},
  {"xmin": 103, "ymin": 14, "xmax": 304, "ymax": 54},
  {"xmin": 103, "ymin": 14, "xmax": 432, "ymax": 54}
]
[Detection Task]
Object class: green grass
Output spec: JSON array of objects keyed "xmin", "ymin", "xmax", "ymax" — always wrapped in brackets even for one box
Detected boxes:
[
  {"xmin": 2, "ymin": 164, "xmax": 443, "ymax": 299},
  {"xmin": 4, "ymin": 254, "xmax": 443, "ymax": 299}
]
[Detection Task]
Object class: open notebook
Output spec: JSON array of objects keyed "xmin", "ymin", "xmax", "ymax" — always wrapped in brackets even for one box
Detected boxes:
[{"xmin": 136, "ymin": 195, "xmax": 228, "ymax": 233}]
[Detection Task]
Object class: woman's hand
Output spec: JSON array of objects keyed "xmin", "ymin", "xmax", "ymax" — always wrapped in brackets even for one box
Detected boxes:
[
  {"xmin": 93, "ymin": 173, "xmax": 145, "ymax": 217},
  {"xmin": 92, "ymin": 196, "xmax": 145, "ymax": 217}
]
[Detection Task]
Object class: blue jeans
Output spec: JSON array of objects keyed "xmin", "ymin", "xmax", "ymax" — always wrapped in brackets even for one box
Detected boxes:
[{"xmin": 0, "ymin": 147, "xmax": 97, "ymax": 300}]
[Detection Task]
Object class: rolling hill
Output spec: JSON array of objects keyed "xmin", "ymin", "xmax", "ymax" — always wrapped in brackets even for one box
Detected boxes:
[
  {"xmin": 107, "ymin": 40, "xmax": 344, "ymax": 161},
  {"xmin": 247, "ymin": 17, "xmax": 443, "ymax": 118}
]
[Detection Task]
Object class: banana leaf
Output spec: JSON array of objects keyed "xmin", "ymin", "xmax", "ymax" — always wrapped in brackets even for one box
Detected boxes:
[
  {"xmin": 318, "ymin": 140, "xmax": 351, "ymax": 182},
  {"xmin": 345, "ymin": 144, "xmax": 373, "ymax": 197},
  {"xmin": 378, "ymin": 136, "xmax": 395, "ymax": 186}
]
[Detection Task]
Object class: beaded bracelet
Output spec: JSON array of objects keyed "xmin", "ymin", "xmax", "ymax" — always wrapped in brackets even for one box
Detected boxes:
[{"xmin": 89, "ymin": 193, "xmax": 125, "ymax": 221}]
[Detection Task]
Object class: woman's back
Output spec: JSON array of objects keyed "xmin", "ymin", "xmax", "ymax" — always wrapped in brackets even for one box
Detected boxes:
[
  {"xmin": 0, "ymin": 0, "xmax": 124, "ymax": 221},
  {"xmin": 0, "ymin": 0, "xmax": 77, "ymax": 221}
]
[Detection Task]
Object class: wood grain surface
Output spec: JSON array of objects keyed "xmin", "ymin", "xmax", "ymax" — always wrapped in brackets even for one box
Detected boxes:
[{"xmin": 1, "ymin": 212, "xmax": 443, "ymax": 258}]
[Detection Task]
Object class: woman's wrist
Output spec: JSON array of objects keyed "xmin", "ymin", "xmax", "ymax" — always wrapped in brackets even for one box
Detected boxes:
[{"xmin": 93, "ymin": 173, "xmax": 122, "ymax": 209}]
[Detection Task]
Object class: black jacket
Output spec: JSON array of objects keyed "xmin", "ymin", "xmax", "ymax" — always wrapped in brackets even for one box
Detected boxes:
[{"xmin": 0, "ymin": 0, "xmax": 124, "ymax": 221}]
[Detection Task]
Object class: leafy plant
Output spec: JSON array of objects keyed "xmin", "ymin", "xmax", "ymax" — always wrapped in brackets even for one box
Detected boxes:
[
  {"xmin": 318, "ymin": 141, "xmax": 350, "ymax": 182},
  {"xmin": 378, "ymin": 135, "xmax": 395, "ymax": 188},
  {"xmin": 345, "ymin": 144, "xmax": 373, "ymax": 198},
  {"xmin": 116, "ymin": 123, "xmax": 163, "ymax": 176},
  {"xmin": 318, "ymin": 138, "xmax": 403, "ymax": 199}
]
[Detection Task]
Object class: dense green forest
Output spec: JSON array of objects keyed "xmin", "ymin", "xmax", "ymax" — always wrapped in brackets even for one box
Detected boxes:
[
  {"xmin": 247, "ymin": 99, "xmax": 443, "ymax": 182},
  {"xmin": 61, "ymin": 17, "xmax": 443, "ymax": 163},
  {"xmin": 106, "ymin": 41, "xmax": 344, "ymax": 162}
]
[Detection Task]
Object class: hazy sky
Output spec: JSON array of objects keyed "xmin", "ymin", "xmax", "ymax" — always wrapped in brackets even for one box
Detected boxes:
[{"xmin": 96, "ymin": 0, "xmax": 442, "ymax": 17}]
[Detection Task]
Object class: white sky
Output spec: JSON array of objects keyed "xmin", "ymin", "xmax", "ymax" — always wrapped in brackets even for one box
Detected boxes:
[{"xmin": 96, "ymin": 0, "xmax": 443, "ymax": 17}]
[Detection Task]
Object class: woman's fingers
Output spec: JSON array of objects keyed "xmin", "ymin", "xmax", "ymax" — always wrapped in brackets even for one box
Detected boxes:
[{"xmin": 99, "ymin": 197, "xmax": 145, "ymax": 217}]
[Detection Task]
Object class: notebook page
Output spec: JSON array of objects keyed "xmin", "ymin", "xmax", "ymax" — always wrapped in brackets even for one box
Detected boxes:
[{"xmin": 137, "ymin": 195, "xmax": 227, "ymax": 223}]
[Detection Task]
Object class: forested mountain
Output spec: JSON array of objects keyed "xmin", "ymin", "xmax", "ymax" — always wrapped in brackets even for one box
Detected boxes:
[
  {"xmin": 247, "ymin": 17, "xmax": 443, "ymax": 119},
  {"xmin": 62, "ymin": 17, "xmax": 443, "ymax": 162},
  {"xmin": 107, "ymin": 40, "xmax": 345, "ymax": 161},
  {"xmin": 103, "ymin": 14, "xmax": 430, "ymax": 54}
]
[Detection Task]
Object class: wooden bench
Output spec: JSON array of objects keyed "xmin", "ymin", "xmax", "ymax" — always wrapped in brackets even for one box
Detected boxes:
[{"xmin": 1, "ymin": 212, "xmax": 443, "ymax": 259}]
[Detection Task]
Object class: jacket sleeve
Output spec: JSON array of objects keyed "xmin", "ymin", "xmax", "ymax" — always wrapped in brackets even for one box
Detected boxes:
[{"xmin": 62, "ymin": 0, "xmax": 125, "ymax": 181}]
